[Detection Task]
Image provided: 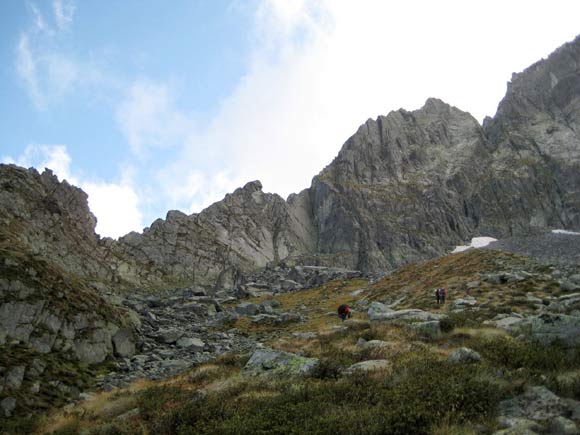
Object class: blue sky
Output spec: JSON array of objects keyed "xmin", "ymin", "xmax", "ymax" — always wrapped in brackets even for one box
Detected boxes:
[{"xmin": 1, "ymin": 0, "xmax": 579, "ymax": 238}]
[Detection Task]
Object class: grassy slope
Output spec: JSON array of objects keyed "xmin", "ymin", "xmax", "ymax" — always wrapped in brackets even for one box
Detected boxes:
[{"xmin": 34, "ymin": 250, "xmax": 580, "ymax": 435}]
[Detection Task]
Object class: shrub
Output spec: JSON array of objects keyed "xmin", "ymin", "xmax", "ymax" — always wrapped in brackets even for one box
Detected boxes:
[{"xmin": 133, "ymin": 352, "xmax": 502, "ymax": 435}]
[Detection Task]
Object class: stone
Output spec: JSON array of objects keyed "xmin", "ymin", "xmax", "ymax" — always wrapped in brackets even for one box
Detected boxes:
[
  {"xmin": 358, "ymin": 340, "xmax": 392, "ymax": 349},
  {"xmin": 243, "ymin": 348, "xmax": 318, "ymax": 378},
  {"xmin": 115, "ymin": 408, "xmax": 140, "ymax": 422},
  {"xmin": 549, "ymin": 416, "xmax": 580, "ymax": 435},
  {"xmin": 409, "ymin": 321, "xmax": 441, "ymax": 339},
  {"xmin": 73, "ymin": 329, "xmax": 112, "ymax": 364},
  {"xmin": 1, "ymin": 397, "xmax": 16, "ymax": 417},
  {"xmin": 529, "ymin": 313, "xmax": 580, "ymax": 347},
  {"xmin": 367, "ymin": 302, "xmax": 392, "ymax": 320},
  {"xmin": 176, "ymin": 337, "xmax": 205, "ymax": 352},
  {"xmin": 4, "ymin": 365, "xmax": 26, "ymax": 390},
  {"xmin": 370, "ymin": 308, "xmax": 443, "ymax": 323},
  {"xmin": 345, "ymin": 360, "xmax": 392, "ymax": 374},
  {"xmin": 561, "ymin": 281, "xmax": 580, "ymax": 292},
  {"xmin": 484, "ymin": 313, "xmax": 527, "ymax": 331},
  {"xmin": 498, "ymin": 386, "xmax": 568, "ymax": 422},
  {"xmin": 292, "ymin": 332, "xmax": 318, "ymax": 340},
  {"xmin": 113, "ymin": 329, "xmax": 136, "ymax": 358},
  {"xmin": 452, "ymin": 296, "xmax": 477, "ymax": 308},
  {"xmin": 448, "ymin": 348, "xmax": 482, "ymax": 363},
  {"xmin": 29, "ymin": 381, "xmax": 41, "ymax": 394},
  {"xmin": 235, "ymin": 303, "xmax": 260, "ymax": 316},
  {"xmin": 154, "ymin": 328, "xmax": 184, "ymax": 344}
]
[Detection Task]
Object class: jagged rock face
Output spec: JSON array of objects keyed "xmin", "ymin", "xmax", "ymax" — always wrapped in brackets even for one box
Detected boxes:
[
  {"xmin": 0, "ymin": 165, "xmax": 169, "ymax": 289},
  {"xmin": 1, "ymin": 36, "xmax": 580, "ymax": 288},
  {"xmin": 308, "ymin": 36, "xmax": 580, "ymax": 271},
  {"xmin": 310, "ymin": 98, "xmax": 491, "ymax": 271},
  {"xmin": 117, "ymin": 180, "xmax": 316, "ymax": 289},
  {"xmin": 483, "ymin": 36, "xmax": 580, "ymax": 231}
]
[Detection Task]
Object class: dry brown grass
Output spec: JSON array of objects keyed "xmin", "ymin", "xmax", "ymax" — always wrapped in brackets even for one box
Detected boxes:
[
  {"xmin": 366, "ymin": 249, "xmax": 553, "ymax": 312},
  {"xmin": 232, "ymin": 278, "xmax": 368, "ymax": 337}
]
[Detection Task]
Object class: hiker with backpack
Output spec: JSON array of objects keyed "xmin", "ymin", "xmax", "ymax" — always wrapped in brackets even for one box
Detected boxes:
[
  {"xmin": 435, "ymin": 288, "xmax": 441, "ymax": 305},
  {"xmin": 338, "ymin": 304, "xmax": 351, "ymax": 321},
  {"xmin": 439, "ymin": 287, "xmax": 447, "ymax": 304}
]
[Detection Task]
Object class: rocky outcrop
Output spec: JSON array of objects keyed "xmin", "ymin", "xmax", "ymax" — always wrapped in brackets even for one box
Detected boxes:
[
  {"xmin": 243, "ymin": 348, "xmax": 318, "ymax": 378},
  {"xmin": 115, "ymin": 181, "xmax": 317, "ymax": 290}
]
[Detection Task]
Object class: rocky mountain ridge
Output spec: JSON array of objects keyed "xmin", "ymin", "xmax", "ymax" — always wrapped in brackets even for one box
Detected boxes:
[{"xmin": 2, "ymin": 37, "xmax": 579, "ymax": 294}]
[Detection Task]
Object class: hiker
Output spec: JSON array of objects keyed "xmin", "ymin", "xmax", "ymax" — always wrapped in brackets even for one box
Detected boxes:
[
  {"xmin": 435, "ymin": 288, "xmax": 440, "ymax": 305},
  {"xmin": 439, "ymin": 287, "xmax": 447, "ymax": 304},
  {"xmin": 338, "ymin": 304, "xmax": 351, "ymax": 321}
]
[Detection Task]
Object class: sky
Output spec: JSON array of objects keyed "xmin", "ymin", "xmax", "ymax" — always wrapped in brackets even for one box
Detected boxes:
[{"xmin": 1, "ymin": 0, "xmax": 579, "ymax": 239}]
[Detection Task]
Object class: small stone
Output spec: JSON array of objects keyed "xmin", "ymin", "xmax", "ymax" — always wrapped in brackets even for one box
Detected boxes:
[
  {"xmin": 548, "ymin": 416, "xmax": 580, "ymax": 435},
  {"xmin": 235, "ymin": 303, "xmax": 260, "ymax": 316},
  {"xmin": 345, "ymin": 360, "xmax": 392, "ymax": 374},
  {"xmin": 176, "ymin": 337, "xmax": 205, "ymax": 352},
  {"xmin": 1, "ymin": 397, "xmax": 16, "ymax": 417},
  {"xmin": 4, "ymin": 365, "xmax": 26, "ymax": 390}
]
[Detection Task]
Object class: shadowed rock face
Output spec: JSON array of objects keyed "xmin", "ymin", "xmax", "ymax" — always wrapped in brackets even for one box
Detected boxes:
[
  {"xmin": 304, "ymin": 35, "xmax": 580, "ymax": 272},
  {"xmin": 1, "ymin": 36, "xmax": 580, "ymax": 289}
]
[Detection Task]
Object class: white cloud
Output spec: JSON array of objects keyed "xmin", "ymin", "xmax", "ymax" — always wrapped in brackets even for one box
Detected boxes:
[
  {"xmin": 16, "ymin": 0, "xmax": 86, "ymax": 109},
  {"xmin": 115, "ymin": 79, "xmax": 191, "ymax": 155},
  {"xmin": 82, "ymin": 180, "xmax": 143, "ymax": 239},
  {"xmin": 1, "ymin": 145, "xmax": 143, "ymax": 239},
  {"xmin": 16, "ymin": 34, "xmax": 45, "ymax": 109},
  {"xmin": 114, "ymin": 0, "xmax": 580, "ymax": 219},
  {"xmin": 4, "ymin": 144, "xmax": 73, "ymax": 180},
  {"xmin": 53, "ymin": 0, "xmax": 76, "ymax": 31}
]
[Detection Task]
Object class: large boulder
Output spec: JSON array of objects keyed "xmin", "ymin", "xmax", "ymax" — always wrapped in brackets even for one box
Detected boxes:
[
  {"xmin": 529, "ymin": 313, "xmax": 580, "ymax": 347},
  {"xmin": 243, "ymin": 348, "xmax": 318, "ymax": 378},
  {"xmin": 112, "ymin": 329, "xmax": 136, "ymax": 358},
  {"xmin": 498, "ymin": 386, "xmax": 569, "ymax": 422},
  {"xmin": 369, "ymin": 308, "xmax": 443, "ymax": 323}
]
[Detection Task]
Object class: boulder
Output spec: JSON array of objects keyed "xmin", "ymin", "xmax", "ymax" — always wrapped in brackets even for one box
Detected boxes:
[
  {"xmin": 548, "ymin": 416, "xmax": 580, "ymax": 435},
  {"xmin": 484, "ymin": 313, "xmax": 527, "ymax": 331},
  {"xmin": 409, "ymin": 321, "xmax": 441, "ymax": 339},
  {"xmin": 243, "ymin": 348, "xmax": 318, "ymax": 377},
  {"xmin": 4, "ymin": 365, "xmax": 25, "ymax": 390},
  {"xmin": 154, "ymin": 328, "xmax": 184, "ymax": 344},
  {"xmin": 176, "ymin": 337, "xmax": 205, "ymax": 352},
  {"xmin": 498, "ymin": 386, "xmax": 568, "ymax": 422},
  {"xmin": 529, "ymin": 313, "xmax": 580, "ymax": 347},
  {"xmin": 367, "ymin": 302, "xmax": 392, "ymax": 320},
  {"xmin": 1, "ymin": 397, "xmax": 16, "ymax": 417},
  {"xmin": 345, "ymin": 360, "xmax": 392, "ymax": 374},
  {"xmin": 452, "ymin": 296, "xmax": 477, "ymax": 309},
  {"xmin": 112, "ymin": 330, "xmax": 136, "ymax": 358},
  {"xmin": 561, "ymin": 281, "xmax": 580, "ymax": 292},
  {"xmin": 293, "ymin": 332, "xmax": 317, "ymax": 339},
  {"xmin": 235, "ymin": 303, "xmax": 260, "ymax": 316},
  {"xmin": 370, "ymin": 308, "xmax": 443, "ymax": 323},
  {"xmin": 448, "ymin": 347, "xmax": 482, "ymax": 363}
]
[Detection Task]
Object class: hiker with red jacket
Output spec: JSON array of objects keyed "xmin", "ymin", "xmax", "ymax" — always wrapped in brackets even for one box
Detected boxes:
[
  {"xmin": 338, "ymin": 304, "xmax": 351, "ymax": 321},
  {"xmin": 439, "ymin": 287, "xmax": 447, "ymax": 304}
]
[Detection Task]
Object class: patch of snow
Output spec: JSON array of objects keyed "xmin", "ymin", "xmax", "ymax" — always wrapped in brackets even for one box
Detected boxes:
[
  {"xmin": 552, "ymin": 229, "xmax": 580, "ymax": 236},
  {"xmin": 452, "ymin": 236, "xmax": 498, "ymax": 253}
]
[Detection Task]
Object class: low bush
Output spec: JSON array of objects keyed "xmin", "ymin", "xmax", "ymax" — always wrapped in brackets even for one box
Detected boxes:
[{"xmin": 131, "ymin": 351, "xmax": 501, "ymax": 435}]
